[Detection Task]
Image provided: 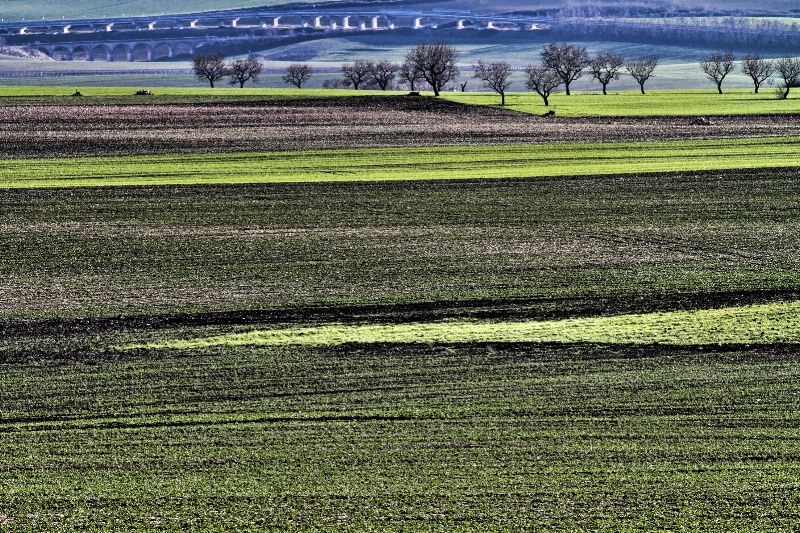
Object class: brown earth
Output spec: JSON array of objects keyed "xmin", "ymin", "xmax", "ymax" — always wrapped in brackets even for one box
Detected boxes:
[
  {"xmin": 2, "ymin": 96, "xmax": 799, "ymax": 350},
  {"xmin": 0, "ymin": 95, "xmax": 798, "ymax": 159}
]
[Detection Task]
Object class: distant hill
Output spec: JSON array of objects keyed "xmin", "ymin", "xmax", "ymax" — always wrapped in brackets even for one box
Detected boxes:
[
  {"xmin": 3, "ymin": 0, "xmax": 798, "ymax": 22},
  {"xmin": 0, "ymin": 0, "xmax": 327, "ymax": 22}
]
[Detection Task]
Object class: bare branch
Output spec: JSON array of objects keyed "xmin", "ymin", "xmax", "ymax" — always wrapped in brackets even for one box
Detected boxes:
[
  {"xmin": 700, "ymin": 51, "xmax": 735, "ymax": 94},
  {"xmin": 473, "ymin": 60, "xmax": 514, "ymax": 105},
  {"xmin": 775, "ymin": 56, "xmax": 800, "ymax": 99},
  {"xmin": 741, "ymin": 54, "xmax": 774, "ymax": 94},
  {"xmin": 341, "ymin": 59, "xmax": 374, "ymax": 90},
  {"xmin": 370, "ymin": 60, "xmax": 400, "ymax": 91},
  {"xmin": 524, "ymin": 65, "xmax": 561, "ymax": 107},
  {"xmin": 590, "ymin": 52, "xmax": 625, "ymax": 95},
  {"xmin": 192, "ymin": 53, "xmax": 227, "ymax": 88},
  {"xmin": 399, "ymin": 60, "xmax": 426, "ymax": 92},
  {"xmin": 405, "ymin": 43, "xmax": 459, "ymax": 97},
  {"xmin": 540, "ymin": 43, "xmax": 590, "ymax": 96},
  {"xmin": 283, "ymin": 63, "xmax": 313, "ymax": 89},
  {"xmin": 625, "ymin": 55, "xmax": 659, "ymax": 95},
  {"xmin": 228, "ymin": 58, "xmax": 263, "ymax": 88}
]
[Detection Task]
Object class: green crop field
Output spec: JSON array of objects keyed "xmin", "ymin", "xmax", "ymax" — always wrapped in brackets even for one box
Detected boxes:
[
  {"xmin": 2, "ymin": 137, "xmax": 800, "ymax": 188},
  {"xmin": 0, "ymin": 86, "xmax": 798, "ymax": 116},
  {"xmin": 448, "ymin": 89, "xmax": 800, "ymax": 116},
  {"xmin": 122, "ymin": 301, "xmax": 800, "ymax": 350},
  {"xmin": 2, "ymin": 91, "xmax": 800, "ymax": 531}
]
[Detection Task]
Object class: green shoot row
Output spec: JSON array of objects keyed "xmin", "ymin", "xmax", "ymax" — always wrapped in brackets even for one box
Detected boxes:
[
  {"xmin": 3, "ymin": 136, "xmax": 800, "ymax": 188},
  {"xmin": 123, "ymin": 300, "xmax": 800, "ymax": 350}
]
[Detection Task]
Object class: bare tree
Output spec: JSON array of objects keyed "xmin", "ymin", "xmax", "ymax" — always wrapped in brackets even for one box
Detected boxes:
[
  {"xmin": 524, "ymin": 65, "xmax": 561, "ymax": 106},
  {"xmin": 625, "ymin": 55, "xmax": 659, "ymax": 95},
  {"xmin": 741, "ymin": 54, "xmax": 774, "ymax": 94},
  {"xmin": 370, "ymin": 60, "xmax": 400, "ymax": 90},
  {"xmin": 192, "ymin": 53, "xmax": 227, "ymax": 88},
  {"xmin": 700, "ymin": 51, "xmax": 735, "ymax": 94},
  {"xmin": 283, "ymin": 63, "xmax": 313, "ymax": 89},
  {"xmin": 775, "ymin": 56, "xmax": 800, "ymax": 99},
  {"xmin": 341, "ymin": 59, "xmax": 374, "ymax": 90},
  {"xmin": 473, "ymin": 60, "xmax": 514, "ymax": 105},
  {"xmin": 540, "ymin": 42, "xmax": 590, "ymax": 96},
  {"xmin": 228, "ymin": 58, "xmax": 263, "ymax": 88},
  {"xmin": 399, "ymin": 60, "xmax": 425, "ymax": 91},
  {"xmin": 405, "ymin": 43, "xmax": 460, "ymax": 97},
  {"xmin": 589, "ymin": 52, "xmax": 624, "ymax": 95}
]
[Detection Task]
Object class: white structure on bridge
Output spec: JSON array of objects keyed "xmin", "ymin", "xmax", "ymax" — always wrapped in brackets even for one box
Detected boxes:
[{"xmin": 2, "ymin": 10, "xmax": 548, "ymax": 61}]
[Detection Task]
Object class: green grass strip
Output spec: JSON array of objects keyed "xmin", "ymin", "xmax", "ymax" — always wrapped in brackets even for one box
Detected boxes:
[
  {"xmin": 0, "ymin": 87, "xmax": 797, "ymax": 117},
  {"xmin": 448, "ymin": 89, "xmax": 800, "ymax": 117},
  {"xmin": 123, "ymin": 301, "xmax": 800, "ymax": 350},
  {"xmin": 3, "ymin": 136, "xmax": 800, "ymax": 188}
]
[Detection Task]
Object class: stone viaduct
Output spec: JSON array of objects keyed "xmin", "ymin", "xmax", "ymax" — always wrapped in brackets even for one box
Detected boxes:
[
  {"xmin": 35, "ymin": 40, "xmax": 205, "ymax": 62},
  {"xmin": 0, "ymin": 10, "xmax": 547, "ymax": 62}
]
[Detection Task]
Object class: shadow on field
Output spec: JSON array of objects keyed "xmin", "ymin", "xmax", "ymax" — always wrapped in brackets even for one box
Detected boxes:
[{"xmin": 3, "ymin": 288, "xmax": 799, "ymax": 339}]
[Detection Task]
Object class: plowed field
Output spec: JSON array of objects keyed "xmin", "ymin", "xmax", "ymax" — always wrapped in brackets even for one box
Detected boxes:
[
  {"xmin": 1, "ymin": 96, "xmax": 799, "ymax": 158},
  {"xmin": 2, "ymin": 95, "xmax": 800, "ymax": 532}
]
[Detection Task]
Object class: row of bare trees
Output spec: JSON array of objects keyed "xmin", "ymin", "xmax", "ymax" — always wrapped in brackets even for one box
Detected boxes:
[
  {"xmin": 473, "ymin": 43, "xmax": 659, "ymax": 106},
  {"xmin": 700, "ymin": 51, "xmax": 800, "ymax": 99},
  {"xmin": 325, "ymin": 43, "xmax": 460, "ymax": 95},
  {"xmin": 192, "ymin": 53, "xmax": 264, "ymax": 88},
  {"xmin": 323, "ymin": 42, "xmax": 656, "ymax": 106},
  {"xmin": 197, "ymin": 45, "xmax": 800, "ymax": 103}
]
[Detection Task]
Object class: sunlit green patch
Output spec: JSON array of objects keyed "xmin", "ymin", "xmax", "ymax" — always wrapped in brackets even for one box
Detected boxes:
[
  {"xmin": 122, "ymin": 301, "xmax": 800, "ymax": 350},
  {"xmin": 0, "ymin": 87, "xmax": 798, "ymax": 118},
  {"xmin": 3, "ymin": 136, "xmax": 800, "ymax": 188},
  {"xmin": 447, "ymin": 88, "xmax": 800, "ymax": 117}
]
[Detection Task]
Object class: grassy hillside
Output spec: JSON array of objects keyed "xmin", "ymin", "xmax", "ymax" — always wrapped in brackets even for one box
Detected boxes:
[{"xmin": 0, "ymin": 0, "xmax": 333, "ymax": 21}]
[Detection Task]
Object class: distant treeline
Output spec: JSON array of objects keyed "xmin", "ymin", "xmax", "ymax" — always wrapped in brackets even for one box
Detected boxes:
[
  {"xmin": 549, "ymin": 17, "xmax": 800, "ymax": 53},
  {"xmin": 549, "ymin": 1, "xmax": 800, "ymax": 18}
]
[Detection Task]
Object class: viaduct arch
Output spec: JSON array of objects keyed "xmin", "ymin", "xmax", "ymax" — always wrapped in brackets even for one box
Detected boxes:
[{"xmin": 38, "ymin": 40, "xmax": 204, "ymax": 62}]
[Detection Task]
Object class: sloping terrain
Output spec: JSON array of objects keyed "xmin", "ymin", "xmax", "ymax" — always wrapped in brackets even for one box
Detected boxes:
[
  {"xmin": 1, "ymin": 96, "xmax": 800, "ymax": 159},
  {"xmin": 2, "ymin": 95, "xmax": 800, "ymax": 531}
]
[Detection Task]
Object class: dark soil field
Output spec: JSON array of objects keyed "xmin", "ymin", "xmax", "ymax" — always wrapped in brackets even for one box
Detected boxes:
[
  {"xmin": 1, "ymin": 96, "xmax": 799, "ymax": 158},
  {"xmin": 2, "ymin": 96, "xmax": 800, "ymax": 531}
]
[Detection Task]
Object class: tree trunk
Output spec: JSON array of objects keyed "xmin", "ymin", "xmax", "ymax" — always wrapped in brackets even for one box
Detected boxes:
[
  {"xmin": 717, "ymin": 82, "xmax": 723, "ymax": 94},
  {"xmin": 640, "ymin": 82, "xmax": 646, "ymax": 95},
  {"xmin": 210, "ymin": 80, "xmax": 215, "ymax": 88},
  {"xmin": 501, "ymin": 92, "xmax": 505, "ymax": 106},
  {"xmin": 542, "ymin": 94, "xmax": 549, "ymax": 106},
  {"xmin": 602, "ymin": 82, "xmax": 608, "ymax": 95},
  {"xmin": 564, "ymin": 82, "xmax": 571, "ymax": 96}
]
